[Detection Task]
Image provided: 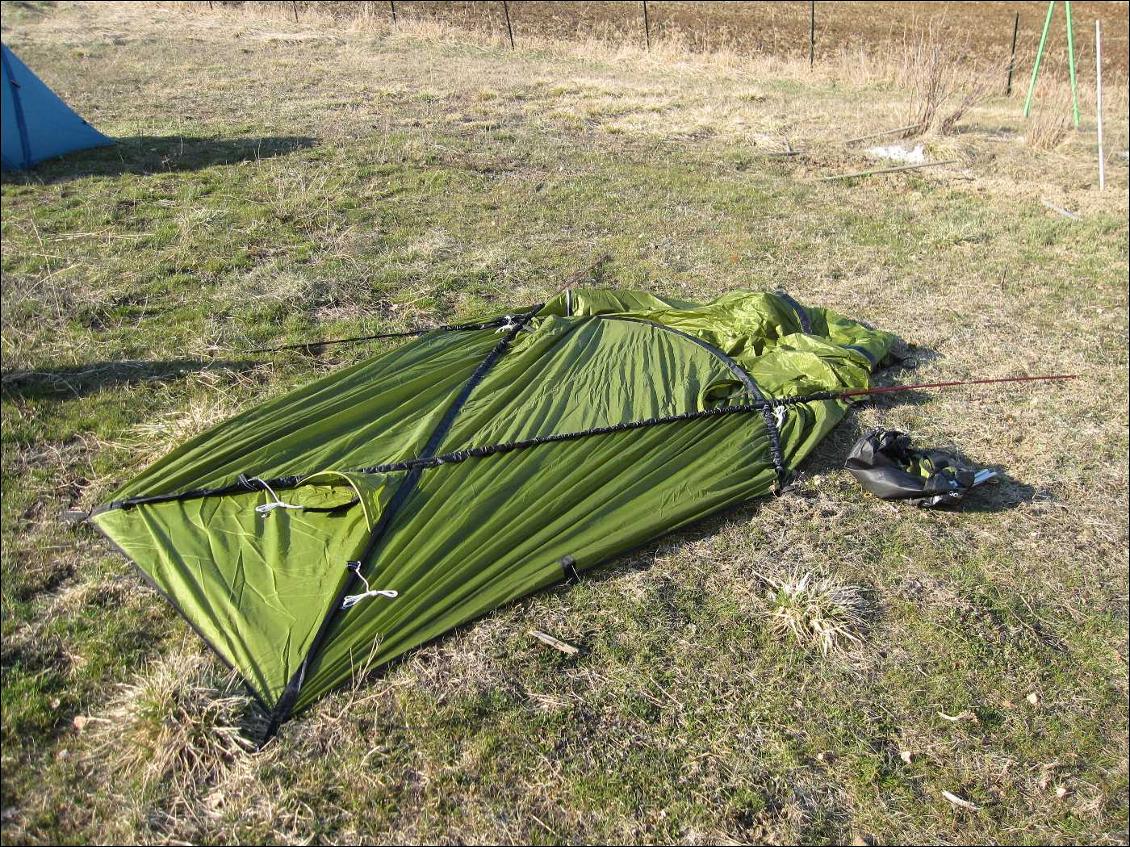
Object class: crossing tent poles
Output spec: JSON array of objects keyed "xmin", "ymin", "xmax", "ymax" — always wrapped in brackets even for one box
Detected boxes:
[
  {"xmin": 1095, "ymin": 19, "xmax": 1105, "ymax": 190},
  {"xmin": 1024, "ymin": 1, "xmax": 1081, "ymax": 128}
]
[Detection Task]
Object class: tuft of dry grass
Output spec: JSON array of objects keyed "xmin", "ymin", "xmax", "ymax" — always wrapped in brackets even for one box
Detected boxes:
[
  {"xmin": 760, "ymin": 568, "xmax": 869, "ymax": 656},
  {"xmin": 900, "ymin": 30, "xmax": 1000, "ymax": 138},
  {"xmin": 85, "ymin": 649, "xmax": 259, "ymax": 795},
  {"xmin": 1025, "ymin": 86, "xmax": 1076, "ymax": 150}
]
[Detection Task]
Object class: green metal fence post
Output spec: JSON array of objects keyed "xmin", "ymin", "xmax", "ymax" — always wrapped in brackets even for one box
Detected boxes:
[
  {"xmin": 1024, "ymin": 0, "xmax": 1056, "ymax": 118},
  {"xmin": 1064, "ymin": 1, "xmax": 1080, "ymax": 127}
]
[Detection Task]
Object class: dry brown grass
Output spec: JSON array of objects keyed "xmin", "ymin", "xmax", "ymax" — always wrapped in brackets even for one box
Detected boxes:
[
  {"xmin": 164, "ymin": 0, "xmax": 1129, "ymax": 163},
  {"xmin": 1025, "ymin": 84, "xmax": 1079, "ymax": 150},
  {"xmin": 759, "ymin": 568, "xmax": 870, "ymax": 655},
  {"xmin": 896, "ymin": 28, "xmax": 1003, "ymax": 138},
  {"xmin": 84, "ymin": 647, "xmax": 259, "ymax": 796}
]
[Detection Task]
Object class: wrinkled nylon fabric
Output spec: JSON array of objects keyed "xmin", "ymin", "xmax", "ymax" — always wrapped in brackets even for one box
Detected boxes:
[
  {"xmin": 94, "ymin": 474, "xmax": 390, "ymax": 705},
  {"xmin": 92, "ymin": 290, "xmax": 895, "ymax": 714},
  {"xmin": 109, "ymin": 328, "xmax": 499, "ymax": 498}
]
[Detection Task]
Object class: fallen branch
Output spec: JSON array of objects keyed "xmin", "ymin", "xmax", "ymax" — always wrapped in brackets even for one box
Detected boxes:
[
  {"xmin": 819, "ymin": 160, "xmax": 957, "ymax": 182},
  {"xmin": 528, "ymin": 630, "xmax": 579, "ymax": 656},
  {"xmin": 842, "ymin": 123, "xmax": 927, "ymax": 145},
  {"xmin": 942, "ymin": 790, "xmax": 980, "ymax": 811}
]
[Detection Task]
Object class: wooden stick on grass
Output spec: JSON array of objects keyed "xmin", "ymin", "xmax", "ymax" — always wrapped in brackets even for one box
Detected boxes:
[
  {"xmin": 843, "ymin": 123, "xmax": 927, "ymax": 145},
  {"xmin": 819, "ymin": 160, "xmax": 957, "ymax": 181},
  {"xmin": 529, "ymin": 630, "xmax": 579, "ymax": 656}
]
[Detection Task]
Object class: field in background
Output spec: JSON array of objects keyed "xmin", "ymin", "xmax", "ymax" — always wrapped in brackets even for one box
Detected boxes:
[
  {"xmin": 250, "ymin": 1, "xmax": 1130, "ymax": 76},
  {"xmin": 2, "ymin": 1, "xmax": 1128, "ymax": 844}
]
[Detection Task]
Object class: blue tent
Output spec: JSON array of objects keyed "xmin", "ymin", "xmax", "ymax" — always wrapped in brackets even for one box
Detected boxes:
[{"xmin": 2, "ymin": 43, "xmax": 111, "ymax": 171}]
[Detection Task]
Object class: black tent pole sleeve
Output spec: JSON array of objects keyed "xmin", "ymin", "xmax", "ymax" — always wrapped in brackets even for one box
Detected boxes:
[
  {"xmin": 92, "ymin": 394, "xmax": 849, "ymax": 515},
  {"xmin": 261, "ymin": 304, "xmax": 544, "ymax": 739}
]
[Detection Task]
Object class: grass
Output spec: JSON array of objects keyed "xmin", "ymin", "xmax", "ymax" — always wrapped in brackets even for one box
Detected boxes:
[
  {"xmin": 1, "ymin": 1, "xmax": 1128, "ymax": 843},
  {"xmin": 85, "ymin": 646, "xmax": 259, "ymax": 797},
  {"xmin": 760, "ymin": 568, "xmax": 869, "ymax": 656}
]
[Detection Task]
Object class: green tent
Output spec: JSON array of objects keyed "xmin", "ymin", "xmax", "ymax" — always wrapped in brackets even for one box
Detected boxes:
[{"xmin": 91, "ymin": 289, "xmax": 895, "ymax": 731}]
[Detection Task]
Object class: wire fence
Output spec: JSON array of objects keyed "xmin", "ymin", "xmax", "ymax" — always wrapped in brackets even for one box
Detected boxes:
[{"xmin": 205, "ymin": 1, "xmax": 1127, "ymax": 83}]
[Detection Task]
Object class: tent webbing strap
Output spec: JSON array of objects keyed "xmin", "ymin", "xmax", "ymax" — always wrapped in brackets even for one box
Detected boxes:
[
  {"xmin": 355, "ymin": 401, "xmax": 773, "ymax": 474},
  {"xmin": 262, "ymin": 303, "xmax": 544, "ymax": 736},
  {"xmin": 98, "ymin": 390, "xmax": 851, "ymax": 514}
]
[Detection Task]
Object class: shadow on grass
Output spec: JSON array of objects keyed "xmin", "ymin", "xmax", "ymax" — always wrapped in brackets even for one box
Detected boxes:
[
  {"xmin": 798, "ymin": 394, "xmax": 1038, "ymax": 513},
  {"xmin": 933, "ymin": 457, "xmax": 1039, "ymax": 514},
  {"xmin": 0, "ymin": 135, "xmax": 316, "ymax": 183},
  {"xmin": 1, "ymin": 359, "xmax": 260, "ymax": 400}
]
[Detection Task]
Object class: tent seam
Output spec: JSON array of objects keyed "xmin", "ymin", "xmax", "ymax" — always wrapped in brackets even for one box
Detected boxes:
[{"xmin": 1, "ymin": 47, "xmax": 33, "ymax": 169}]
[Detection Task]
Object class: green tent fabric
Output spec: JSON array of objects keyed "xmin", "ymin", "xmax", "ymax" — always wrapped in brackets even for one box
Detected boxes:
[{"xmin": 91, "ymin": 289, "xmax": 895, "ymax": 728}]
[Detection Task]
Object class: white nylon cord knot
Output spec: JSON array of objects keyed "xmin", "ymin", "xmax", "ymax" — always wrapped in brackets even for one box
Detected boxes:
[
  {"xmin": 252, "ymin": 477, "xmax": 302, "ymax": 516},
  {"xmin": 773, "ymin": 404, "xmax": 788, "ymax": 430},
  {"xmin": 342, "ymin": 564, "xmax": 398, "ymax": 609}
]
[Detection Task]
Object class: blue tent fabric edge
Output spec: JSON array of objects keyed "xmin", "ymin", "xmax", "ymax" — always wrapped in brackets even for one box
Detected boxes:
[{"xmin": 1, "ymin": 42, "xmax": 112, "ymax": 171}]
